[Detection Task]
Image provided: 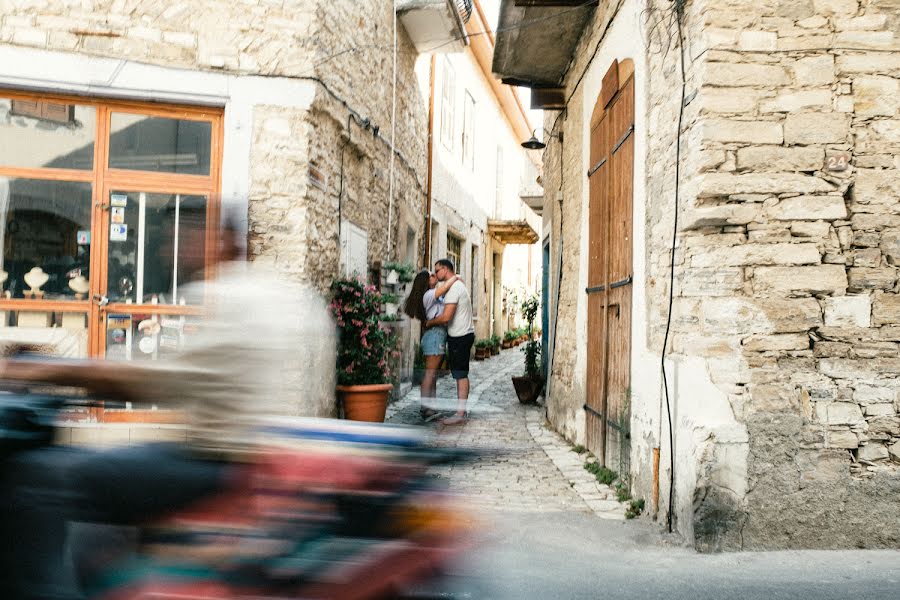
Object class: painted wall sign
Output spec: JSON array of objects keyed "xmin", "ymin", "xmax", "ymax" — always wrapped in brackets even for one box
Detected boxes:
[{"xmin": 826, "ymin": 152, "xmax": 851, "ymax": 172}]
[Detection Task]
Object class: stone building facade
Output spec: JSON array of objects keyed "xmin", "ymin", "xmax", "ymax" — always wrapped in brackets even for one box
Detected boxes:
[
  {"xmin": 493, "ymin": 0, "xmax": 900, "ymax": 550},
  {"xmin": 0, "ymin": 1, "xmax": 443, "ymax": 415}
]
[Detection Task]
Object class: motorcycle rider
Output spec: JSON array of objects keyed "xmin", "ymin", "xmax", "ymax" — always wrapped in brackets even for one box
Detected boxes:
[{"xmin": 0, "ymin": 201, "xmax": 336, "ymax": 599}]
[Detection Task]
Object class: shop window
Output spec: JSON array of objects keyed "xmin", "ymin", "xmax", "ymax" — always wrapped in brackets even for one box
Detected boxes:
[
  {"xmin": 109, "ymin": 112, "xmax": 212, "ymax": 176},
  {"xmin": 0, "ymin": 97, "xmax": 96, "ymax": 170}
]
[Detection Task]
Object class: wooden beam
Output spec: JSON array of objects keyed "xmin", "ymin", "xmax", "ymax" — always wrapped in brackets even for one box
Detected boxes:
[{"xmin": 530, "ymin": 87, "xmax": 566, "ymax": 110}]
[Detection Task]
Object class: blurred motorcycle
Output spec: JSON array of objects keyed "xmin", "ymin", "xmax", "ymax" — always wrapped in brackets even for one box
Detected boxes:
[{"xmin": 0, "ymin": 389, "xmax": 474, "ymax": 600}]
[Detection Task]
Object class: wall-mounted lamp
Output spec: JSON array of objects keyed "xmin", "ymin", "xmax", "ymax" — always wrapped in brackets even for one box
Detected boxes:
[{"xmin": 520, "ymin": 128, "xmax": 563, "ymax": 150}]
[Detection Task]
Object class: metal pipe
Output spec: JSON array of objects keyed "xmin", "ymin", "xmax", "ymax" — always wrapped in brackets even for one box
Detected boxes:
[
  {"xmin": 424, "ymin": 54, "xmax": 436, "ymax": 267},
  {"xmin": 652, "ymin": 446, "xmax": 660, "ymax": 519}
]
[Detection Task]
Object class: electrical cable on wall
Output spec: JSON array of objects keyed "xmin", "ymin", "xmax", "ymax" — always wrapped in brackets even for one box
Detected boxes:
[
  {"xmin": 660, "ymin": 0, "xmax": 688, "ymax": 535},
  {"xmin": 387, "ymin": 0, "xmax": 398, "ymax": 258}
]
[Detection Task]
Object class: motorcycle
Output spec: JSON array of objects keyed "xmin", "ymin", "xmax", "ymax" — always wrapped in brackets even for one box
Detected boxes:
[{"xmin": 0, "ymin": 389, "xmax": 475, "ymax": 600}]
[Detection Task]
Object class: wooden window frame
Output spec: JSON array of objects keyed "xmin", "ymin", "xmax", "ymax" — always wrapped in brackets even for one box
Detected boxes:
[
  {"xmin": 440, "ymin": 57, "xmax": 456, "ymax": 151},
  {"xmin": 0, "ymin": 88, "xmax": 224, "ymax": 423}
]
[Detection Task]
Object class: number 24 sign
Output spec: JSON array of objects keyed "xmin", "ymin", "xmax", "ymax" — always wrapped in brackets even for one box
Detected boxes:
[{"xmin": 826, "ymin": 152, "xmax": 851, "ymax": 172}]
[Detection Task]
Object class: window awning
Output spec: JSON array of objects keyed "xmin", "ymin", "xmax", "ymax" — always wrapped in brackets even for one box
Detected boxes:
[{"xmin": 488, "ymin": 219, "xmax": 539, "ymax": 245}]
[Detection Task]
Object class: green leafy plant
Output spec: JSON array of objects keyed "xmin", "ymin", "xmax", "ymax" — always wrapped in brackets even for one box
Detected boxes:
[
  {"xmin": 572, "ymin": 444, "xmax": 587, "ymax": 455},
  {"xmin": 615, "ymin": 479, "xmax": 631, "ymax": 503},
  {"xmin": 520, "ymin": 294, "xmax": 542, "ymax": 378},
  {"xmin": 503, "ymin": 330, "xmax": 519, "ymax": 342},
  {"xmin": 381, "ymin": 292, "xmax": 400, "ymax": 305},
  {"xmin": 584, "ymin": 462, "xmax": 618, "ymax": 486},
  {"xmin": 490, "ymin": 334, "xmax": 501, "ymax": 348},
  {"xmin": 474, "ymin": 339, "xmax": 492, "ymax": 349},
  {"xmin": 383, "ymin": 261, "xmax": 416, "ymax": 283},
  {"xmin": 626, "ymin": 498, "xmax": 645, "ymax": 520},
  {"xmin": 330, "ymin": 278, "xmax": 399, "ymax": 386}
]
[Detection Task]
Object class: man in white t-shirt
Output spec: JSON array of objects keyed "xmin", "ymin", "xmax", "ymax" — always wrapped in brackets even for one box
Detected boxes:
[{"xmin": 425, "ymin": 258, "xmax": 475, "ymax": 424}]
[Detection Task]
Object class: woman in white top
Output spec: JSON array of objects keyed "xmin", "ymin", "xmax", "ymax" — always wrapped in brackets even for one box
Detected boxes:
[{"xmin": 404, "ymin": 269, "xmax": 460, "ymax": 416}]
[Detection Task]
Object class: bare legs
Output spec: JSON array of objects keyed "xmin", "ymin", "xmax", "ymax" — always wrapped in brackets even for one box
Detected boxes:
[
  {"xmin": 455, "ymin": 378, "xmax": 469, "ymax": 417},
  {"xmin": 420, "ymin": 354, "xmax": 443, "ymax": 411}
]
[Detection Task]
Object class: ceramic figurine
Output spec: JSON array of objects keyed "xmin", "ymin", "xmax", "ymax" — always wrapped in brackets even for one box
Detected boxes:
[
  {"xmin": 24, "ymin": 267, "xmax": 49, "ymax": 298},
  {"xmin": 69, "ymin": 275, "xmax": 89, "ymax": 300}
]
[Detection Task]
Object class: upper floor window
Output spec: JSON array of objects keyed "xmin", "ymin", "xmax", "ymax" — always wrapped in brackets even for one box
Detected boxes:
[
  {"xmin": 462, "ymin": 91, "xmax": 475, "ymax": 169},
  {"xmin": 494, "ymin": 145, "xmax": 504, "ymax": 218},
  {"xmin": 440, "ymin": 58, "xmax": 456, "ymax": 150},
  {"xmin": 447, "ymin": 233, "xmax": 462, "ymax": 276}
]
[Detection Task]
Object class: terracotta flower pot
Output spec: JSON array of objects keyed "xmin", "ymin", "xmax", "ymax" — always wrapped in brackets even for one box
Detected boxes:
[{"xmin": 337, "ymin": 383, "xmax": 393, "ymax": 422}]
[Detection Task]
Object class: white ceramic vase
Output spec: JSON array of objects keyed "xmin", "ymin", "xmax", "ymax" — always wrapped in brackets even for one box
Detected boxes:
[{"xmin": 24, "ymin": 267, "xmax": 49, "ymax": 293}]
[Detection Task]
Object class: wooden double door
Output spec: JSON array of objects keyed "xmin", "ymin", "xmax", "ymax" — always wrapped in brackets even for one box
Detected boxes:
[{"xmin": 585, "ymin": 63, "xmax": 634, "ymax": 472}]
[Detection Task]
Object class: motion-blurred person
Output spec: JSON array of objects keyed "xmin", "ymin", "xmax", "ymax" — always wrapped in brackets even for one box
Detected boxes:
[
  {"xmin": 0, "ymin": 200, "xmax": 335, "ymax": 599},
  {"xmin": 404, "ymin": 268, "xmax": 460, "ymax": 418}
]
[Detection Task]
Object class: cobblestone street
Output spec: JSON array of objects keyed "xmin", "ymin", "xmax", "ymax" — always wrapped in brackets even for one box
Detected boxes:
[{"xmin": 387, "ymin": 350, "xmax": 627, "ymax": 518}]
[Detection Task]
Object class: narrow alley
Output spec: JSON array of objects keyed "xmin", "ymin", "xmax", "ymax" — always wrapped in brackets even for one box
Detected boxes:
[{"xmin": 387, "ymin": 349, "xmax": 627, "ymax": 517}]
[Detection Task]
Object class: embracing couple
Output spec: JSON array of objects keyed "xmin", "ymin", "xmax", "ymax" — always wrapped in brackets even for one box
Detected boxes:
[{"xmin": 404, "ymin": 258, "xmax": 475, "ymax": 426}]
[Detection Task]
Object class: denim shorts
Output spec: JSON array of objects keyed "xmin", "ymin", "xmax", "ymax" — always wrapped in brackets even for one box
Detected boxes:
[{"xmin": 421, "ymin": 327, "xmax": 448, "ymax": 356}]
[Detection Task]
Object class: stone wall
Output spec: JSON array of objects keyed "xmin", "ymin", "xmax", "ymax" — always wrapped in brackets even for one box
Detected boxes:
[
  {"xmin": 544, "ymin": 0, "xmax": 900, "ymax": 550},
  {"xmin": 674, "ymin": 0, "xmax": 900, "ymax": 550},
  {"xmin": 0, "ymin": 0, "xmax": 429, "ymax": 291}
]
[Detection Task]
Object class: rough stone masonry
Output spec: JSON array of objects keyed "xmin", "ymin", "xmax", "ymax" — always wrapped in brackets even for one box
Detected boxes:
[
  {"xmin": 665, "ymin": 0, "xmax": 900, "ymax": 550},
  {"xmin": 542, "ymin": 0, "xmax": 900, "ymax": 551}
]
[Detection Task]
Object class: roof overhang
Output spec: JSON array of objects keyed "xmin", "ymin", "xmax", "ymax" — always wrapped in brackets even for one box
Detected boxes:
[
  {"xmin": 520, "ymin": 192, "xmax": 544, "ymax": 215},
  {"xmin": 492, "ymin": 0, "xmax": 596, "ymax": 89},
  {"xmin": 488, "ymin": 219, "xmax": 540, "ymax": 244}
]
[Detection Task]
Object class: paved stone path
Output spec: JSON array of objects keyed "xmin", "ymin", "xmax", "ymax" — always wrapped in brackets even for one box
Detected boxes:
[{"xmin": 387, "ymin": 349, "xmax": 626, "ymax": 518}]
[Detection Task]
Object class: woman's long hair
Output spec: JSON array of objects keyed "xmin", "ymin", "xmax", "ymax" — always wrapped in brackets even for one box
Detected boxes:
[{"xmin": 404, "ymin": 269, "xmax": 430, "ymax": 322}]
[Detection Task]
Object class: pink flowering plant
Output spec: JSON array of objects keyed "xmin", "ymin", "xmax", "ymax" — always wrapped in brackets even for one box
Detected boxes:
[{"xmin": 330, "ymin": 277, "xmax": 399, "ymax": 386}]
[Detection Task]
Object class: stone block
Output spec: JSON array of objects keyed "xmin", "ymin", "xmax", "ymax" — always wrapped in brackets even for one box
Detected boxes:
[
  {"xmin": 835, "ymin": 14, "xmax": 888, "ymax": 30},
  {"xmin": 852, "ymin": 248, "xmax": 882, "ymax": 268},
  {"xmin": 811, "ymin": 0, "xmax": 860, "ymax": 15},
  {"xmin": 698, "ymin": 88, "xmax": 767, "ymax": 114},
  {"xmin": 837, "ymin": 53, "xmax": 900, "ymax": 74},
  {"xmin": 759, "ymin": 90, "xmax": 833, "ymax": 114},
  {"xmin": 827, "ymin": 402, "xmax": 864, "ymax": 425},
  {"xmin": 680, "ymin": 204, "xmax": 760, "ymax": 230},
  {"xmin": 857, "ymin": 443, "xmax": 889, "ymax": 462},
  {"xmin": 743, "ymin": 333, "xmax": 810, "ymax": 351},
  {"xmin": 827, "ymin": 429, "xmax": 859, "ymax": 448},
  {"xmin": 853, "ymin": 76, "xmax": 899, "ymax": 118},
  {"xmin": 883, "ymin": 231, "xmax": 900, "ymax": 265},
  {"xmin": 698, "ymin": 174, "xmax": 835, "ymax": 198},
  {"xmin": 753, "ymin": 265, "xmax": 848, "ymax": 296},
  {"xmin": 767, "ymin": 196, "xmax": 848, "ymax": 221},
  {"xmin": 703, "ymin": 119, "xmax": 783, "ymax": 144},
  {"xmin": 823, "ymin": 295, "xmax": 871, "ymax": 327},
  {"xmin": 865, "ymin": 403, "xmax": 896, "ymax": 417},
  {"xmin": 739, "ymin": 31, "xmax": 777, "ymax": 51},
  {"xmin": 853, "ymin": 169, "xmax": 900, "ymax": 206},
  {"xmin": 678, "ymin": 267, "xmax": 745, "ymax": 297},
  {"xmin": 705, "ymin": 62, "xmax": 789, "ymax": 87},
  {"xmin": 736, "ymin": 146, "xmax": 824, "ymax": 172},
  {"xmin": 793, "ymin": 55, "xmax": 835, "ymax": 86},
  {"xmin": 791, "ymin": 221, "xmax": 832, "ymax": 238},
  {"xmin": 11, "ymin": 28, "xmax": 47, "ymax": 46},
  {"xmin": 854, "ymin": 384, "xmax": 897, "ymax": 404},
  {"xmin": 873, "ymin": 293, "xmax": 900, "ymax": 326},
  {"xmin": 847, "ymin": 267, "xmax": 898, "ymax": 291},
  {"xmin": 835, "ymin": 31, "xmax": 895, "ymax": 48},
  {"xmin": 692, "ymin": 243, "xmax": 820, "ymax": 267},
  {"xmin": 784, "ymin": 113, "xmax": 850, "ymax": 145},
  {"xmin": 758, "ymin": 297, "xmax": 825, "ymax": 332},
  {"xmin": 890, "ymin": 440, "xmax": 900, "ymax": 462}
]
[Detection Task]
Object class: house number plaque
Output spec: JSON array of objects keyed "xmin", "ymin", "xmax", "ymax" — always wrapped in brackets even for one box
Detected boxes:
[{"xmin": 825, "ymin": 151, "xmax": 851, "ymax": 172}]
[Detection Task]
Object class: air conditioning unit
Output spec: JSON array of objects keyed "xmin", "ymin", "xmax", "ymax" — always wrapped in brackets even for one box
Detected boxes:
[{"xmin": 396, "ymin": 0, "xmax": 473, "ymax": 54}]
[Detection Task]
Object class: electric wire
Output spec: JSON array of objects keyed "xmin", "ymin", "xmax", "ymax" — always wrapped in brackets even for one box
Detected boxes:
[{"xmin": 660, "ymin": 0, "xmax": 688, "ymax": 534}]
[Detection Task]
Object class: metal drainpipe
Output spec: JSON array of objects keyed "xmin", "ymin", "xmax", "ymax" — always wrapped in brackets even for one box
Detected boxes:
[
  {"xmin": 424, "ymin": 54, "xmax": 436, "ymax": 267},
  {"xmin": 545, "ymin": 130, "xmax": 564, "ymax": 408}
]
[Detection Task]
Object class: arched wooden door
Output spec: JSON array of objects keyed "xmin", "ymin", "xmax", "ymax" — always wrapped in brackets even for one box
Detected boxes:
[{"xmin": 585, "ymin": 60, "xmax": 634, "ymax": 472}]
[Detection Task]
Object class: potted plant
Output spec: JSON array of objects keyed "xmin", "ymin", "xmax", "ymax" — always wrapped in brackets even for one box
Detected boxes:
[
  {"xmin": 382, "ymin": 292, "xmax": 400, "ymax": 317},
  {"xmin": 490, "ymin": 334, "xmax": 501, "ymax": 356},
  {"xmin": 502, "ymin": 330, "xmax": 517, "ymax": 349},
  {"xmin": 512, "ymin": 294, "xmax": 543, "ymax": 404},
  {"xmin": 474, "ymin": 339, "xmax": 490, "ymax": 361},
  {"xmin": 383, "ymin": 261, "xmax": 416, "ymax": 285},
  {"xmin": 331, "ymin": 278, "xmax": 399, "ymax": 422}
]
